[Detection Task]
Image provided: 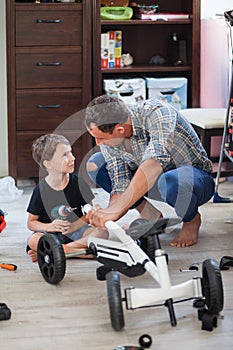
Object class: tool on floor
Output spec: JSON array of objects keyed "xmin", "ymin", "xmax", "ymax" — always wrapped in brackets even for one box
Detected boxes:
[
  {"xmin": 180, "ymin": 262, "xmax": 200, "ymax": 272},
  {"xmin": 0, "ymin": 303, "xmax": 11, "ymax": 321},
  {"xmin": 214, "ymin": 9, "xmax": 233, "ymax": 203},
  {"xmin": 0, "ymin": 263, "xmax": 17, "ymax": 271},
  {"xmin": 0, "ymin": 209, "xmax": 7, "ymax": 233},
  {"xmin": 0, "ymin": 208, "xmax": 18, "ymax": 322},
  {"xmin": 114, "ymin": 334, "xmax": 152, "ymax": 350}
]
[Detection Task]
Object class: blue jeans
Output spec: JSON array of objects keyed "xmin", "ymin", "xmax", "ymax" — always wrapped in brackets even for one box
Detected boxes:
[{"xmin": 87, "ymin": 152, "xmax": 215, "ymax": 222}]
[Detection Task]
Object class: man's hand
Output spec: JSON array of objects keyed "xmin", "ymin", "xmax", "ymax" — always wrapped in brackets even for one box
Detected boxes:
[
  {"xmin": 86, "ymin": 204, "xmax": 122, "ymax": 228},
  {"xmin": 87, "ymin": 159, "xmax": 162, "ymax": 228}
]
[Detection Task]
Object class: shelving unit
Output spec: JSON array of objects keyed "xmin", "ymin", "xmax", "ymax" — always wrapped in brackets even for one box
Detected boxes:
[
  {"xmin": 6, "ymin": 0, "xmax": 93, "ymax": 180},
  {"xmin": 92, "ymin": 0, "xmax": 200, "ymax": 107}
]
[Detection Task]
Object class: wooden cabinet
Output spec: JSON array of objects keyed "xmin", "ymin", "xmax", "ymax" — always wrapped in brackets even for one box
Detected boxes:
[
  {"xmin": 6, "ymin": 0, "xmax": 93, "ymax": 180},
  {"xmin": 92, "ymin": 0, "xmax": 200, "ymax": 107}
]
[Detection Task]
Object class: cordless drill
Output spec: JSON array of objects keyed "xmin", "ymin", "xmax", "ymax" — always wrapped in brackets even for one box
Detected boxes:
[
  {"xmin": 50, "ymin": 205, "xmax": 93, "ymax": 258},
  {"xmin": 50, "ymin": 205, "xmax": 77, "ymax": 221}
]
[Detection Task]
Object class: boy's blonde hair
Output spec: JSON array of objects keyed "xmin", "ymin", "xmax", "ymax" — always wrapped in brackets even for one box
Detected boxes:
[{"xmin": 32, "ymin": 133, "xmax": 70, "ymax": 170}]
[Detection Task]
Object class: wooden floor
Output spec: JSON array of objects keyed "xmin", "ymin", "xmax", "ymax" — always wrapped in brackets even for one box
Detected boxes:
[{"xmin": 0, "ymin": 180, "xmax": 233, "ymax": 350}]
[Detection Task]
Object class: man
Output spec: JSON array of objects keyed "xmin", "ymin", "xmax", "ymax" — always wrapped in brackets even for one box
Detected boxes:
[{"xmin": 84, "ymin": 95, "xmax": 214, "ymax": 247}]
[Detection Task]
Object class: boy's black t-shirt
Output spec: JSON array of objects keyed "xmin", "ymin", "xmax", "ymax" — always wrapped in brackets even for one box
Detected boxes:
[{"xmin": 27, "ymin": 173, "xmax": 94, "ymax": 223}]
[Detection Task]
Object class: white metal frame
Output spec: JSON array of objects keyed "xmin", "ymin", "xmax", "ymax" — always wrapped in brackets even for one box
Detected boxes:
[{"xmin": 85, "ymin": 205, "xmax": 203, "ymax": 313}]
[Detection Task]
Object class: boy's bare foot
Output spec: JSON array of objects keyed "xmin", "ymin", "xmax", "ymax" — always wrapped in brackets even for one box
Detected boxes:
[
  {"xmin": 170, "ymin": 212, "xmax": 201, "ymax": 248},
  {"xmin": 28, "ymin": 249, "xmax": 38, "ymax": 263}
]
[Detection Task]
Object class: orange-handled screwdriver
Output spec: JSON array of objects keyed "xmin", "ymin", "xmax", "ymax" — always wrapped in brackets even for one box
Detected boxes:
[{"xmin": 0, "ymin": 263, "xmax": 17, "ymax": 271}]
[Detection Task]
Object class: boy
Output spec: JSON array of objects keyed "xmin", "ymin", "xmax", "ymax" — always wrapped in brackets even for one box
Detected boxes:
[{"xmin": 26, "ymin": 133, "xmax": 108, "ymax": 262}]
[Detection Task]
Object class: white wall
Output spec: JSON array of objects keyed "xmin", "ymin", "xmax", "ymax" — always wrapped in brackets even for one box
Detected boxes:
[
  {"xmin": 200, "ymin": 1, "xmax": 232, "ymax": 108},
  {"xmin": 201, "ymin": 0, "xmax": 233, "ymax": 19},
  {"xmin": 0, "ymin": 1, "xmax": 8, "ymax": 177}
]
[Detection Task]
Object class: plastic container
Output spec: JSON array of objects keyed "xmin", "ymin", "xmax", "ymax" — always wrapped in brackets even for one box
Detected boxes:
[
  {"xmin": 145, "ymin": 77, "xmax": 188, "ymax": 110},
  {"xmin": 103, "ymin": 78, "xmax": 146, "ymax": 105}
]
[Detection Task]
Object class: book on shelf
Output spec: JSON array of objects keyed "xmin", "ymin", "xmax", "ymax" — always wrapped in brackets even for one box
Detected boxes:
[
  {"xmin": 135, "ymin": 13, "xmax": 190, "ymax": 20},
  {"xmin": 108, "ymin": 31, "xmax": 115, "ymax": 68},
  {"xmin": 101, "ymin": 33, "xmax": 109, "ymax": 69},
  {"xmin": 114, "ymin": 30, "xmax": 122, "ymax": 68},
  {"xmin": 101, "ymin": 30, "xmax": 122, "ymax": 69}
]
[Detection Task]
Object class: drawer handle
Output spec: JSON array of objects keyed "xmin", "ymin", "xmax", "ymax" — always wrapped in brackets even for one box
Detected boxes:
[
  {"xmin": 36, "ymin": 19, "xmax": 62, "ymax": 24},
  {"xmin": 36, "ymin": 104, "xmax": 63, "ymax": 109},
  {"xmin": 36, "ymin": 62, "xmax": 62, "ymax": 67}
]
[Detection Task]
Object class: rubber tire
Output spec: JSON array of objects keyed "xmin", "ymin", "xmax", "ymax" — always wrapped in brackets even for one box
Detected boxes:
[
  {"xmin": 106, "ymin": 271, "xmax": 124, "ymax": 331},
  {"xmin": 202, "ymin": 259, "xmax": 224, "ymax": 314},
  {"xmin": 38, "ymin": 234, "xmax": 66, "ymax": 285}
]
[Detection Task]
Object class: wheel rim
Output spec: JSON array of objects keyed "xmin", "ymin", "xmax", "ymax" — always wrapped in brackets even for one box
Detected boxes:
[
  {"xmin": 38, "ymin": 238, "xmax": 55, "ymax": 281},
  {"xmin": 38, "ymin": 235, "xmax": 66, "ymax": 284}
]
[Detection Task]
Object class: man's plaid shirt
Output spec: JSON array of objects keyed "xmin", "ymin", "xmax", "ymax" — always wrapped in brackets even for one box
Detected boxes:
[{"xmin": 100, "ymin": 99, "xmax": 213, "ymax": 195}]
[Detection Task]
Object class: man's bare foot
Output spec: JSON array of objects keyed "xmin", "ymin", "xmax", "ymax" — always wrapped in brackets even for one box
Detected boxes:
[
  {"xmin": 28, "ymin": 249, "xmax": 38, "ymax": 262},
  {"xmin": 170, "ymin": 212, "xmax": 201, "ymax": 248}
]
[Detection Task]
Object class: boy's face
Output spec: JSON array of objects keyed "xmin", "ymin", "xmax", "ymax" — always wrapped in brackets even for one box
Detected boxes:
[{"xmin": 46, "ymin": 143, "xmax": 75, "ymax": 174}]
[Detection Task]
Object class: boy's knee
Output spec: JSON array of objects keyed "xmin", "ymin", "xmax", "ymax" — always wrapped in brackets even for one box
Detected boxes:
[{"xmin": 86, "ymin": 161, "xmax": 98, "ymax": 172}]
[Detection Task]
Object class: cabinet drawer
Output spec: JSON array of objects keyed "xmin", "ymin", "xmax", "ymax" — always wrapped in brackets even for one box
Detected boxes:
[
  {"xmin": 16, "ymin": 89, "xmax": 83, "ymax": 131},
  {"xmin": 16, "ymin": 10, "xmax": 82, "ymax": 46},
  {"xmin": 17, "ymin": 132, "xmax": 85, "ymax": 178},
  {"xmin": 16, "ymin": 51, "xmax": 82, "ymax": 88}
]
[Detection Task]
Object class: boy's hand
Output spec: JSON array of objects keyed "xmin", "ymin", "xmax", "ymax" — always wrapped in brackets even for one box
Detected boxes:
[{"xmin": 50, "ymin": 219, "xmax": 71, "ymax": 234}]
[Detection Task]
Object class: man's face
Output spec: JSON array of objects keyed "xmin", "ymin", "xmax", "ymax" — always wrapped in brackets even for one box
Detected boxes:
[{"xmin": 88, "ymin": 123, "xmax": 124, "ymax": 148}]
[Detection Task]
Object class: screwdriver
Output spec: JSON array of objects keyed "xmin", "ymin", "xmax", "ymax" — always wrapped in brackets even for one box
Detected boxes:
[{"xmin": 0, "ymin": 263, "xmax": 17, "ymax": 271}]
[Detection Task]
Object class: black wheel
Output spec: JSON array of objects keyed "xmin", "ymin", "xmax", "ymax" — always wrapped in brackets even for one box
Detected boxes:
[
  {"xmin": 37, "ymin": 234, "xmax": 66, "ymax": 285},
  {"xmin": 106, "ymin": 271, "xmax": 125, "ymax": 331},
  {"xmin": 202, "ymin": 259, "xmax": 224, "ymax": 314}
]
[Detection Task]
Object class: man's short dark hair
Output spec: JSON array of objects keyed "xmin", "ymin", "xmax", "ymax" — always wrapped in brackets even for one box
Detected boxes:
[{"xmin": 85, "ymin": 95, "xmax": 130, "ymax": 134}]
